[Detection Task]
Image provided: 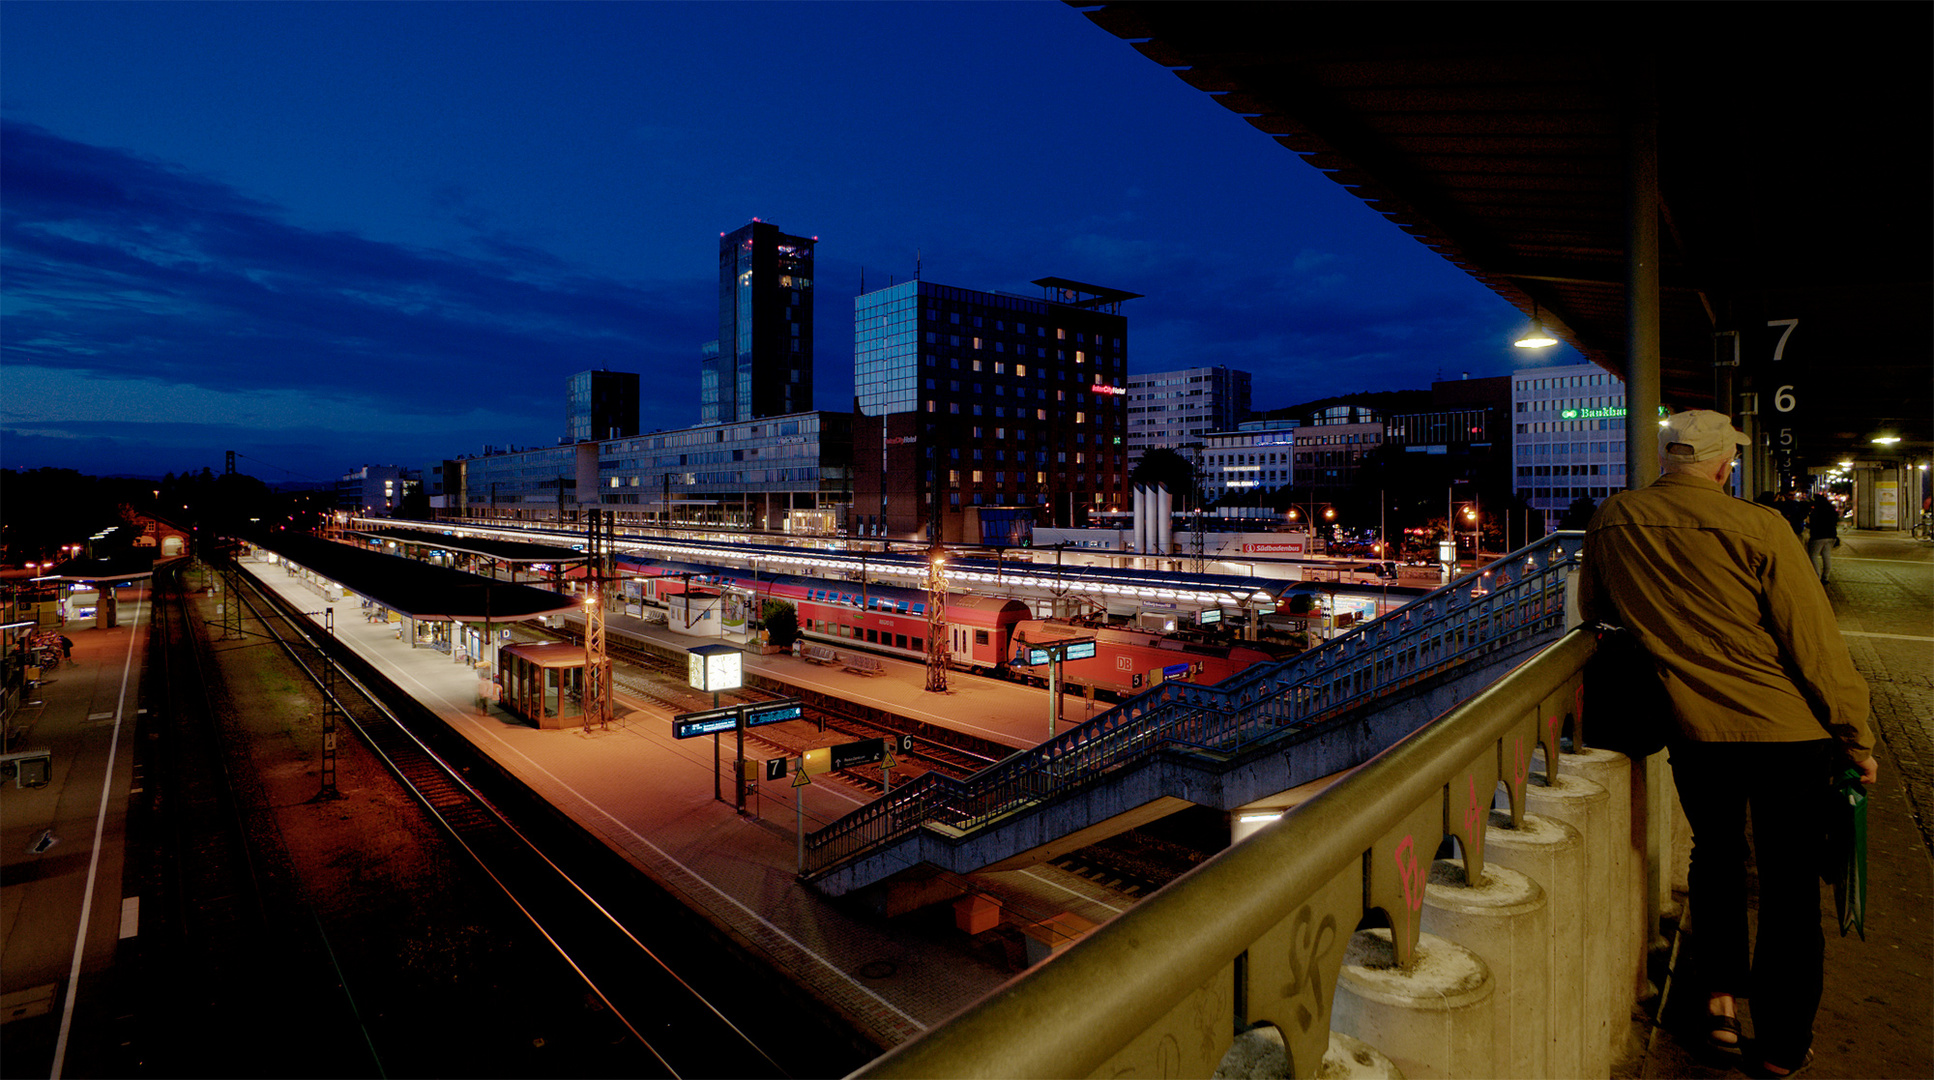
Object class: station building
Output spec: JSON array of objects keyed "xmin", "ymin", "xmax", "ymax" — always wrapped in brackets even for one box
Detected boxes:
[{"xmin": 850, "ymin": 277, "xmax": 1137, "ymax": 544}]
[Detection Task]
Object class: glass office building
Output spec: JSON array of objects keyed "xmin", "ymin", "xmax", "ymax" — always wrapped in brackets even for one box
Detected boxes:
[
  {"xmin": 703, "ymin": 220, "xmax": 814, "ymax": 424},
  {"xmin": 851, "ymin": 277, "xmax": 1137, "ymax": 541}
]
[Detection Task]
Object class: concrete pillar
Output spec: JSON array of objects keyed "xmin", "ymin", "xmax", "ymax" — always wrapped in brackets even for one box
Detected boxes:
[
  {"xmin": 1565, "ymin": 747, "xmax": 1650, "ymax": 1053},
  {"xmin": 1212, "ymin": 1026, "xmax": 1401, "ymax": 1079},
  {"xmin": 1485, "ymin": 810, "xmax": 1586, "ymax": 1079},
  {"xmin": 1525, "ymin": 770, "xmax": 1614, "ymax": 1079},
  {"xmin": 1423, "ymin": 859, "xmax": 1549, "ymax": 1079},
  {"xmin": 1333, "ymin": 929, "xmax": 1495, "ymax": 1079},
  {"xmin": 1321, "ymin": 1031, "xmax": 1401, "ymax": 1080}
]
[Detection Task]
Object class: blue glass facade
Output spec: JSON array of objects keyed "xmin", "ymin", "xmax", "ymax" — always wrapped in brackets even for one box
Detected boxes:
[
  {"xmin": 853, "ymin": 280, "xmax": 921, "ymax": 416},
  {"xmin": 704, "ymin": 221, "xmax": 813, "ymax": 424}
]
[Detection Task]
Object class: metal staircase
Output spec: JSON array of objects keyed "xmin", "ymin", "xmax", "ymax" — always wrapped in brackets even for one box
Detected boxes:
[{"xmin": 803, "ymin": 532, "xmax": 1584, "ymax": 886}]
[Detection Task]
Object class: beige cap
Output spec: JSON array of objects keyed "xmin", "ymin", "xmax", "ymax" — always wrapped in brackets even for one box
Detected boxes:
[{"xmin": 1660, "ymin": 409, "xmax": 1750, "ymax": 463}]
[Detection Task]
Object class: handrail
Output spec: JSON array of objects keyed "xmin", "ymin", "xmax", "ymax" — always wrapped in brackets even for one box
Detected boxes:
[
  {"xmin": 803, "ymin": 532, "xmax": 1584, "ymax": 877},
  {"xmin": 852, "ymin": 626, "xmax": 1597, "ymax": 1080}
]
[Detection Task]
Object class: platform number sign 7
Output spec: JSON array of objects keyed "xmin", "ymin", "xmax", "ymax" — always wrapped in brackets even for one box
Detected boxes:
[{"xmin": 1767, "ymin": 319, "xmax": 1799, "ymax": 482}]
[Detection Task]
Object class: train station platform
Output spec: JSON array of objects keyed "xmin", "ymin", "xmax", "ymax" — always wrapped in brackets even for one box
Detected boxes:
[
  {"xmin": 0, "ymin": 581, "xmax": 148, "ymax": 1078},
  {"xmin": 567, "ymin": 605, "xmax": 1101, "ymax": 753},
  {"xmin": 239, "ymin": 555, "xmax": 1128, "ymax": 1049}
]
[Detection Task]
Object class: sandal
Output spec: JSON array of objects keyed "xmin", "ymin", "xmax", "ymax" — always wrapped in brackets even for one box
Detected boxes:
[
  {"xmin": 1705, "ymin": 1012, "xmax": 1742, "ymax": 1053},
  {"xmin": 1750, "ymin": 1048, "xmax": 1815, "ymax": 1078}
]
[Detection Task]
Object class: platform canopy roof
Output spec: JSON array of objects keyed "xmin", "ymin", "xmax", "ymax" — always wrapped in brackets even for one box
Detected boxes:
[
  {"xmin": 1075, "ymin": 3, "xmax": 1932, "ymax": 468},
  {"xmin": 41, "ymin": 551, "xmax": 158, "ymax": 584},
  {"xmin": 253, "ymin": 535, "xmax": 580, "ymax": 623},
  {"xmin": 348, "ymin": 526, "xmax": 589, "ymax": 566}
]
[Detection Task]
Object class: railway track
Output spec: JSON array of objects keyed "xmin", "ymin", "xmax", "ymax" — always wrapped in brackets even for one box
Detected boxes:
[
  {"xmin": 226, "ymin": 561, "xmax": 852, "ymax": 1078},
  {"xmin": 113, "ymin": 564, "xmax": 378, "ymax": 1076}
]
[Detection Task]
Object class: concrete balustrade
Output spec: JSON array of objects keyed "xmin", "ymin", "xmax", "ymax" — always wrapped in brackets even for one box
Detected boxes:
[
  {"xmin": 1485, "ymin": 810, "xmax": 1587, "ymax": 1078},
  {"xmin": 1524, "ymin": 766, "xmax": 1616, "ymax": 1076},
  {"xmin": 1333, "ymin": 929, "xmax": 1495, "ymax": 1079},
  {"xmin": 1564, "ymin": 746, "xmax": 1649, "ymax": 1055},
  {"xmin": 1423, "ymin": 859, "xmax": 1549, "ymax": 1078}
]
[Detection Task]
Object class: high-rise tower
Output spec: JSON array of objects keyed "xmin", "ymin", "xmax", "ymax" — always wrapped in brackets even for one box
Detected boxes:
[{"xmin": 702, "ymin": 220, "xmax": 814, "ymax": 424}]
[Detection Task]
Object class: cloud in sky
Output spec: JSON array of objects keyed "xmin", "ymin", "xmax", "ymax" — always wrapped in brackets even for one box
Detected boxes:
[{"xmin": 1, "ymin": 120, "xmax": 710, "ymax": 475}]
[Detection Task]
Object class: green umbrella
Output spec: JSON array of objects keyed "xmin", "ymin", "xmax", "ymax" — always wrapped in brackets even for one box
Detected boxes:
[{"xmin": 1826, "ymin": 767, "xmax": 1868, "ymax": 939}]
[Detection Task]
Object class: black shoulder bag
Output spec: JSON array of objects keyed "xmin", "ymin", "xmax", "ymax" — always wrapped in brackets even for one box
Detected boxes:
[{"xmin": 1579, "ymin": 623, "xmax": 1673, "ymax": 758}]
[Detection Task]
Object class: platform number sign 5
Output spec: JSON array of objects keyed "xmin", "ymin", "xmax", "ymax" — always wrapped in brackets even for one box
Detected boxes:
[{"xmin": 1767, "ymin": 319, "xmax": 1799, "ymax": 481}]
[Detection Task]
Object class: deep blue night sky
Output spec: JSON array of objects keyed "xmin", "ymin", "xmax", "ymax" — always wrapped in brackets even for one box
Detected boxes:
[{"xmin": 2, "ymin": 2, "xmax": 1579, "ymax": 484}]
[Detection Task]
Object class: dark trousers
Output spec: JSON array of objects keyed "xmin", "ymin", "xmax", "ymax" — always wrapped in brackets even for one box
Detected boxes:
[{"xmin": 1670, "ymin": 739, "xmax": 1837, "ymax": 1063}]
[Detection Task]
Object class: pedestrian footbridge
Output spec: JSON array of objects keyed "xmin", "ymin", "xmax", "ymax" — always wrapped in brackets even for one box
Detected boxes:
[{"xmin": 803, "ymin": 533, "xmax": 1584, "ymax": 898}]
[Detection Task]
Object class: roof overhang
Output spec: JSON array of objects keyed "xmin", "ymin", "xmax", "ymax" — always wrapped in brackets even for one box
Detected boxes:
[{"xmin": 1074, "ymin": 3, "xmax": 1932, "ymax": 468}]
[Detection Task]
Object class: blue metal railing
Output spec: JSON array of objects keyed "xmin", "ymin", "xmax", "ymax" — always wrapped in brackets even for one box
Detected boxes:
[{"xmin": 802, "ymin": 533, "xmax": 1583, "ymax": 877}]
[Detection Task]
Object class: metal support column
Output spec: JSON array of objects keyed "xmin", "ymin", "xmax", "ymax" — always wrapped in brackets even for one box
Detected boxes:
[
  {"xmin": 924, "ymin": 552, "xmax": 949, "ymax": 693},
  {"xmin": 315, "ymin": 607, "xmax": 341, "ymax": 801},
  {"xmin": 1626, "ymin": 55, "xmax": 1670, "ymax": 955}
]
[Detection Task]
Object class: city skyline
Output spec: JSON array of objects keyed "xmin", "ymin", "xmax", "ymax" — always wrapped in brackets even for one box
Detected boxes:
[{"xmin": 2, "ymin": 2, "xmax": 1580, "ymax": 484}]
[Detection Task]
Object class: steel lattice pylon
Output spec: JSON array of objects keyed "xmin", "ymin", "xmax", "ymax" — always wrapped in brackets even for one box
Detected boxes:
[
  {"xmin": 582, "ymin": 510, "xmax": 613, "ymax": 730},
  {"xmin": 924, "ymin": 552, "xmax": 949, "ymax": 692}
]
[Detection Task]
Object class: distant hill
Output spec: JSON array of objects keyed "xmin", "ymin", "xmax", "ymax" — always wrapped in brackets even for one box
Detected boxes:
[{"xmin": 1254, "ymin": 389, "xmax": 1435, "ymax": 422}]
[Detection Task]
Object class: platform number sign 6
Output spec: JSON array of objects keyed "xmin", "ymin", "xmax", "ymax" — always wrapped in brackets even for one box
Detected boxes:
[{"xmin": 1767, "ymin": 318, "xmax": 1799, "ymax": 482}]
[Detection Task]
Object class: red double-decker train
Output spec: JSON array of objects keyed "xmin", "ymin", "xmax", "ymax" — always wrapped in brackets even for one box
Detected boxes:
[{"xmin": 613, "ymin": 556, "xmax": 1282, "ymax": 696}]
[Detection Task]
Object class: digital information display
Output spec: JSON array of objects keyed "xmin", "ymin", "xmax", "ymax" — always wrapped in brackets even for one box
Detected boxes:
[
  {"xmin": 672, "ymin": 698, "xmax": 804, "ymax": 739},
  {"xmin": 672, "ymin": 708, "xmax": 740, "ymax": 739},
  {"xmin": 745, "ymin": 700, "xmax": 804, "ymax": 727},
  {"xmin": 1024, "ymin": 639, "xmax": 1097, "ymax": 666},
  {"xmin": 1199, "ymin": 608, "xmax": 1222, "ymax": 625}
]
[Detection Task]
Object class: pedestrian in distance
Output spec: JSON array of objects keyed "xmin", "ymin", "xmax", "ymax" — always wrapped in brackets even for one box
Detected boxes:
[
  {"xmin": 1806, "ymin": 494, "xmax": 1840, "ymax": 583},
  {"xmin": 59, "ymin": 635, "xmax": 73, "ymax": 661},
  {"xmin": 1579, "ymin": 409, "xmax": 1876, "ymax": 1080}
]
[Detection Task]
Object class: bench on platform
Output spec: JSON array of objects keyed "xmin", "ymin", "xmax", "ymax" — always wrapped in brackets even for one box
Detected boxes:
[
  {"xmin": 802, "ymin": 644, "xmax": 840, "ymax": 666},
  {"xmin": 843, "ymin": 654, "xmax": 885, "ymax": 676}
]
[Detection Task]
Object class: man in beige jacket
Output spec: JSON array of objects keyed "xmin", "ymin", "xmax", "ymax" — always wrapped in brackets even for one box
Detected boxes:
[{"xmin": 1579, "ymin": 409, "xmax": 1876, "ymax": 1079}]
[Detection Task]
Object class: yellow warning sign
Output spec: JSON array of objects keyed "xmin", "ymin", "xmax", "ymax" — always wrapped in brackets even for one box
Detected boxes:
[
  {"xmin": 881, "ymin": 752, "xmax": 896, "ymax": 770},
  {"xmin": 792, "ymin": 769, "xmax": 811, "ymax": 788}
]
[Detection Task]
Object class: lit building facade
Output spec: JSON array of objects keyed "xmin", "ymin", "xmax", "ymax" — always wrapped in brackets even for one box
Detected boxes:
[
  {"xmin": 1126, "ymin": 366, "xmax": 1251, "ymax": 471},
  {"xmin": 852, "ymin": 277, "xmax": 1136, "ymax": 542},
  {"xmin": 1202, "ymin": 420, "xmax": 1301, "ymax": 499},
  {"xmin": 450, "ymin": 418, "xmax": 852, "ymax": 533},
  {"xmin": 703, "ymin": 220, "xmax": 814, "ymax": 424},
  {"xmin": 458, "ymin": 444, "xmax": 599, "ymax": 523},
  {"xmin": 590, "ymin": 412, "xmax": 852, "ymax": 532},
  {"xmin": 1511, "ymin": 362, "xmax": 1631, "ymax": 523}
]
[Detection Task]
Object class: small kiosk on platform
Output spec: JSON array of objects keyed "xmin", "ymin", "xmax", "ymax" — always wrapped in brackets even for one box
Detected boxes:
[{"xmin": 498, "ymin": 641, "xmax": 586, "ymax": 728}]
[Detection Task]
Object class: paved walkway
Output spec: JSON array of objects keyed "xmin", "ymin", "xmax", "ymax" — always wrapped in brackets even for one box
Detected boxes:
[
  {"xmin": 246, "ymin": 557, "xmax": 1131, "ymax": 1050},
  {"xmin": 0, "ymin": 586, "xmax": 148, "ymax": 1078},
  {"xmin": 1635, "ymin": 528, "xmax": 1934, "ymax": 1080}
]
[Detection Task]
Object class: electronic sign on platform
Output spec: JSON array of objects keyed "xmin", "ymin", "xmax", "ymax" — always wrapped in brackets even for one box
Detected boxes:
[
  {"xmin": 672, "ymin": 707, "xmax": 740, "ymax": 739},
  {"xmin": 746, "ymin": 699, "xmax": 804, "ymax": 727}
]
